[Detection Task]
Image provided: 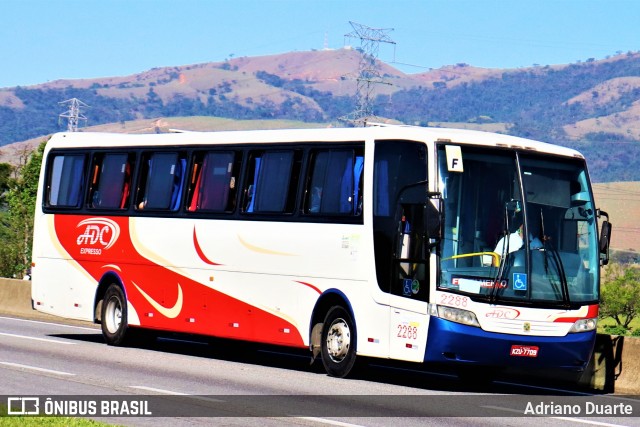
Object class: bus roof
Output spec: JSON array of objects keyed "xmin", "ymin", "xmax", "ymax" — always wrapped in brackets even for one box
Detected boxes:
[{"xmin": 45, "ymin": 124, "xmax": 584, "ymax": 159}]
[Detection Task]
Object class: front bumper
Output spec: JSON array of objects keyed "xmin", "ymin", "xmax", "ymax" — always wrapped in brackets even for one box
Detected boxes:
[{"xmin": 424, "ymin": 317, "xmax": 596, "ymax": 371}]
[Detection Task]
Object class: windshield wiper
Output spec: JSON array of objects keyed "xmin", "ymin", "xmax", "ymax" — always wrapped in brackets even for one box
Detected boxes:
[
  {"xmin": 544, "ymin": 240, "xmax": 571, "ymax": 307},
  {"xmin": 490, "ymin": 201, "xmax": 518, "ymax": 303},
  {"xmin": 539, "ymin": 211, "xmax": 570, "ymax": 307}
]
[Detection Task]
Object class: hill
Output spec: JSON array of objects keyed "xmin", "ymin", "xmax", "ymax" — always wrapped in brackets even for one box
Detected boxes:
[
  {"xmin": 2, "ymin": 49, "xmax": 640, "ymax": 181},
  {"xmin": 0, "ymin": 116, "xmax": 330, "ymax": 165}
]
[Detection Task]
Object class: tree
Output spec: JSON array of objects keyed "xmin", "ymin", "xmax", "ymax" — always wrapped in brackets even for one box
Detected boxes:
[
  {"xmin": 0, "ymin": 162, "xmax": 13, "ymax": 208},
  {"xmin": 599, "ymin": 262, "xmax": 640, "ymax": 331},
  {"xmin": 0, "ymin": 140, "xmax": 45, "ymax": 278}
]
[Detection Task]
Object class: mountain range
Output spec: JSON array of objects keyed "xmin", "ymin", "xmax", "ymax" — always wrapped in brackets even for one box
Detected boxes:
[{"xmin": 2, "ymin": 47, "xmax": 640, "ymax": 182}]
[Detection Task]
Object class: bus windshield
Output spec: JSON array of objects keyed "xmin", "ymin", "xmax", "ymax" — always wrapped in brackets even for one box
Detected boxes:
[{"xmin": 437, "ymin": 145, "xmax": 599, "ymax": 307}]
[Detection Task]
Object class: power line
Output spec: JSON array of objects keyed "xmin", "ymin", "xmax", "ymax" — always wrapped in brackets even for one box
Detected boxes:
[
  {"xmin": 59, "ymin": 98, "xmax": 88, "ymax": 132},
  {"xmin": 340, "ymin": 21, "xmax": 396, "ymax": 126}
]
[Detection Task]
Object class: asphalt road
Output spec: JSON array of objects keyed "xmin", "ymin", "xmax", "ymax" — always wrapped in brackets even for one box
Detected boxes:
[{"xmin": 0, "ymin": 315, "xmax": 638, "ymax": 427}]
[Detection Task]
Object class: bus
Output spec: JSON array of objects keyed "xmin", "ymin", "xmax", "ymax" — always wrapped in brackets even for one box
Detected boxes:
[{"xmin": 31, "ymin": 124, "xmax": 611, "ymax": 379}]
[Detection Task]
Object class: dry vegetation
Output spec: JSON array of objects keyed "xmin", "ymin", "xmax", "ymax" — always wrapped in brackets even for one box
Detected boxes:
[
  {"xmin": 592, "ymin": 182, "xmax": 640, "ymax": 253},
  {"xmin": 0, "ymin": 117, "xmax": 330, "ymax": 165}
]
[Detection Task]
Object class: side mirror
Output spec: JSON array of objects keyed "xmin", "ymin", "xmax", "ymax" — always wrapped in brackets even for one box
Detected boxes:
[{"xmin": 598, "ymin": 209, "xmax": 612, "ymax": 266}]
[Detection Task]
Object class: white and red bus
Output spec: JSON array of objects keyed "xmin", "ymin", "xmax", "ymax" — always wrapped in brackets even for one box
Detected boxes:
[{"xmin": 31, "ymin": 125, "xmax": 611, "ymax": 378}]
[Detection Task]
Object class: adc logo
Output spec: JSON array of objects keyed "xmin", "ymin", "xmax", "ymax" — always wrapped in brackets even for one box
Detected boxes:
[
  {"xmin": 485, "ymin": 307, "xmax": 521, "ymax": 319},
  {"xmin": 76, "ymin": 218, "xmax": 120, "ymax": 249}
]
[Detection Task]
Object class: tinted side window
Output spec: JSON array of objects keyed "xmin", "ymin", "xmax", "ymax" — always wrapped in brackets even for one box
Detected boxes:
[
  {"xmin": 136, "ymin": 152, "xmax": 186, "ymax": 211},
  {"xmin": 47, "ymin": 154, "xmax": 86, "ymax": 208},
  {"xmin": 88, "ymin": 153, "xmax": 133, "ymax": 210},
  {"xmin": 305, "ymin": 149, "xmax": 364, "ymax": 215},
  {"xmin": 373, "ymin": 140, "xmax": 428, "ymax": 294},
  {"xmin": 187, "ymin": 151, "xmax": 241, "ymax": 212},
  {"xmin": 243, "ymin": 150, "xmax": 300, "ymax": 214}
]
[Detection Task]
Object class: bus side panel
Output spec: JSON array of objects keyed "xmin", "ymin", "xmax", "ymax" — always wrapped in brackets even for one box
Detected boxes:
[
  {"xmin": 49, "ymin": 214, "xmax": 309, "ymax": 346},
  {"xmin": 134, "ymin": 217, "xmax": 373, "ymax": 345},
  {"xmin": 31, "ymin": 214, "xmax": 97, "ymax": 322},
  {"xmin": 50, "ymin": 213, "xmax": 382, "ymax": 351}
]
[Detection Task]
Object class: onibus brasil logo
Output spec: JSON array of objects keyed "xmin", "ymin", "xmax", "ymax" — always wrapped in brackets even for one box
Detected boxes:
[{"xmin": 76, "ymin": 218, "xmax": 120, "ymax": 254}]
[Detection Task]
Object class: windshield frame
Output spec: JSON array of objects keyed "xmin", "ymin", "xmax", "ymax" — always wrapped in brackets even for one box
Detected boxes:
[{"xmin": 435, "ymin": 142, "xmax": 600, "ymax": 309}]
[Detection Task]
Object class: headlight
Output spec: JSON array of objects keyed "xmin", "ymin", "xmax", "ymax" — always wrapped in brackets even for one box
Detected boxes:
[
  {"xmin": 569, "ymin": 317, "xmax": 597, "ymax": 333},
  {"xmin": 429, "ymin": 304, "xmax": 480, "ymax": 328}
]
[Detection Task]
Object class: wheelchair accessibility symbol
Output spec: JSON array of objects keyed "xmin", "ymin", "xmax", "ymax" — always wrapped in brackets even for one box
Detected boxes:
[{"xmin": 513, "ymin": 273, "xmax": 527, "ymax": 291}]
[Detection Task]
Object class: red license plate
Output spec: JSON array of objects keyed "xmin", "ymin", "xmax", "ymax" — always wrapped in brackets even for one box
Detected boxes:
[{"xmin": 510, "ymin": 345, "xmax": 539, "ymax": 357}]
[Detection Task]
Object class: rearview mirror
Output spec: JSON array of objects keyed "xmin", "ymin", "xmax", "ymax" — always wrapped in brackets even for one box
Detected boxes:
[{"xmin": 598, "ymin": 209, "xmax": 612, "ymax": 266}]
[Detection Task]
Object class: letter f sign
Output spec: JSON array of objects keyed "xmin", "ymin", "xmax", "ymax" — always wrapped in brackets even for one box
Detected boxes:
[{"xmin": 445, "ymin": 145, "xmax": 464, "ymax": 172}]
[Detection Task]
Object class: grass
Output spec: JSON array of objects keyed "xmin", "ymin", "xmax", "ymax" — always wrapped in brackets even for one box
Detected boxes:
[
  {"xmin": 0, "ymin": 404, "xmax": 117, "ymax": 426},
  {"xmin": 0, "ymin": 417, "xmax": 112, "ymax": 426},
  {"xmin": 598, "ymin": 316, "xmax": 640, "ymax": 334}
]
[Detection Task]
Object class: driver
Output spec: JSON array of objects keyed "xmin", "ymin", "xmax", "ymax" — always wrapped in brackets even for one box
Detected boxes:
[{"xmin": 494, "ymin": 218, "xmax": 543, "ymax": 257}]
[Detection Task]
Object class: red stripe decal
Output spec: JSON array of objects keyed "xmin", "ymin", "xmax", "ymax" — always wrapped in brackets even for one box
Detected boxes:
[
  {"xmin": 553, "ymin": 304, "xmax": 599, "ymax": 323},
  {"xmin": 295, "ymin": 281, "xmax": 322, "ymax": 294},
  {"xmin": 193, "ymin": 227, "xmax": 223, "ymax": 266}
]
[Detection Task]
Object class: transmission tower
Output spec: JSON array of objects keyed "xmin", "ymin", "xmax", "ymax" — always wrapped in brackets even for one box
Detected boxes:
[
  {"xmin": 59, "ymin": 98, "xmax": 88, "ymax": 132},
  {"xmin": 341, "ymin": 21, "xmax": 396, "ymax": 125}
]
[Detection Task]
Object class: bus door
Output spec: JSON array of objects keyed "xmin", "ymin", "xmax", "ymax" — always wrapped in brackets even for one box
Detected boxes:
[
  {"xmin": 373, "ymin": 140, "xmax": 432, "ymax": 362},
  {"xmin": 389, "ymin": 201, "xmax": 433, "ymax": 361}
]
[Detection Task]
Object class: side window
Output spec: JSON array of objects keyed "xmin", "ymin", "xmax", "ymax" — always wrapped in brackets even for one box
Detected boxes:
[
  {"xmin": 187, "ymin": 151, "xmax": 241, "ymax": 212},
  {"xmin": 88, "ymin": 153, "xmax": 133, "ymax": 210},
  {"xmin": 373, "ymin": 140, "xmax": 429, "ymax": 299},
  {"xmin": 46, "ymin": 154, "xmax": 86, "ymax": 208},
  {"xmin": 304, "ymin": 148, "xmax": 364, "ymax": 216},
  {"xmin": 243, "ymin": 150, "xmax": 301, "ymax": 214},
  {"xmin": 136, "ymin": 152, "xmax": 187, "ymax": 211}
]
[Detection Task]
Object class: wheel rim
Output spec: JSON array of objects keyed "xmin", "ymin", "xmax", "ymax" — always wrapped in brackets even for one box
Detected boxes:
[
  {"xmin": 325, "ymin": 317, "xmax": 351, "ymax": 362},
  {"xmin": 105, "ymin": 296, "xmax": 122, "ymax": 334}
]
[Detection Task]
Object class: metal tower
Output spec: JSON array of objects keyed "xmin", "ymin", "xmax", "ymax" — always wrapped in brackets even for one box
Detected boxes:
[
  {"xmin": 59, "ymin": 98, "xmax": 88, "ymax": 132},
  {"xmin": 341, "ymin": 21, "xmax": 396, "ymax": 125}
]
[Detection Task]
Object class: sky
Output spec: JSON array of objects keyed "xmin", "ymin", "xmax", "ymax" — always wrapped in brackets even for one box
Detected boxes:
[{"xmin": 0, "ymin": 0, "xmax": 638, "ymax": 89}]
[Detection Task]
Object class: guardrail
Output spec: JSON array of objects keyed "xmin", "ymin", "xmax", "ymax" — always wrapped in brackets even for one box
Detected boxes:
[{"xmin": 1, "ymin": 278, "xmax": 638, "ymax": 393}]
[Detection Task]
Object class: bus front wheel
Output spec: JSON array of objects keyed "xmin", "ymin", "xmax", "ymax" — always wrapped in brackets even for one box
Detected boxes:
[
  {"xmin": 321, "ymin": 306, "xmax": 357, "ymax": 378},
  {"xmin": 101, "ymin": 284, "xmax": 128, "ymax": 346}
]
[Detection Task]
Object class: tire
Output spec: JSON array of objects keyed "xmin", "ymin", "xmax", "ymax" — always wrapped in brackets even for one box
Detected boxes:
[
  {"xmin": 101, "ymin": 284, "xmax": 129, "ymax": 346},
  {"xmin": 321, "ymin": 306, "xmax": 357, "ymax": 378}
]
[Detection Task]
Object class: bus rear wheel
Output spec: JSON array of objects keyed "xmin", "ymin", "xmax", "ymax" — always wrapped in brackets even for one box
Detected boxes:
[
  {"xmin": 101, "ymin": 284, "xmax": 128, "ymax": 346},
  {"xmin": 321, "ymin": 306, "xmax": 357, "ymax": 378}
]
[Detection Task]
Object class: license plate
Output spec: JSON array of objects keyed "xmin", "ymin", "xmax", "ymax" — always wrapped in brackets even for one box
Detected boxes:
[{"xmin": 510, "ymin": 345, "xmax": 539, "ymax": 357}]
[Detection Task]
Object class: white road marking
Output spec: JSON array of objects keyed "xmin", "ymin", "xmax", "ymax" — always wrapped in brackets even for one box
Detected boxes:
[
  {"xmin": 0, "ymin": 361, "xmax": 75, "ymax": 376},
  {"xmin": 482, "ymin": 405, "xmax": 633, "ymax": 427},
  {"xmin": 0, "ymin": 332, "xmax": 76, "ymax": 345},
  {"xmin": 494, "ymin": 380, "xmax": 593, "ymax": 396},
  {"xmin": 0, "ymin": 316, "xmax": 98, "ymax": 331},
  {"xmin": 296, "ymin": 417, "xmax": 367, "ymax": 427},
  {"xmin": 129, "ymin": 386, "xmax": 225, "ymax": 403},
  {"xmin": 129, "ymin": 387, "xmax": 366, "ymax": 424},
  {"xmin": 550, "ymin": 419, "xmax": 633, "ymax": 427},
  {"xmin": 129, "ymin": 385, "xmax": 191, "ymax": 396}
]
